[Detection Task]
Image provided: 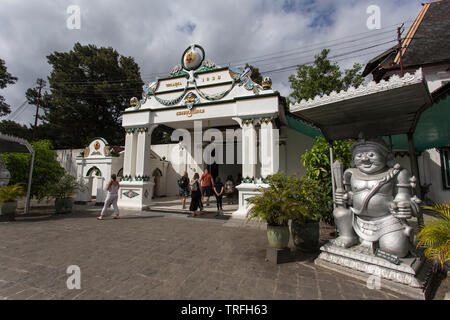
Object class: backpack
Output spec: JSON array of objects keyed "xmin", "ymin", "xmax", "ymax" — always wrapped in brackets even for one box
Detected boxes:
[
  {"xmin": 225, "ymin": 180, "xmax": 234, "ymax": 193},
  {"xmin": 190, "ymin": 180, "xmax": 199, "ymax": 192},
  {"xmin": 178, "ymin": 177, "xmax": 188, "ymax": 188}
]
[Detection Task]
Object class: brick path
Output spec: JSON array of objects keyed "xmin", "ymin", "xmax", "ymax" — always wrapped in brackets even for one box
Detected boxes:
[{"xmin": 0, "ymin": 207, "xmax": 422, "ymax": 300}]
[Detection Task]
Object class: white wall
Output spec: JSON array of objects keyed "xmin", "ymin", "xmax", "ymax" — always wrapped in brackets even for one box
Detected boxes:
[
  {"xmin": 395, "ymin": 149, "xmax": 450, "ymax": 204},
  {"xmin": 280, "ymin": 127, "xmax": 315, "ymax": 176},
  {"xmin": 151, "ymin": 144, "xmax": 188, "ymax": 196},
  {"xmin": 55, "ymin": 149, "xmax": 83, "ymax": 176}
]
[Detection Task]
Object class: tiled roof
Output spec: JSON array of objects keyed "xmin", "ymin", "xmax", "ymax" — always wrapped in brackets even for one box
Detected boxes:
[
  {"xmin": 431, "ymin": 80, "xmax": 450, "ymax": 103},
  {"xmin": 363, "ymin": 1, "xmax": 450, "ymax": 78},
  {"xmin": 400, "ymin": 0, "xmax": 450, "ymax": 67}
]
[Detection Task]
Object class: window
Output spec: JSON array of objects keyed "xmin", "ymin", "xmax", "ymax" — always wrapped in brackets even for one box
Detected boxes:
[{"xmin": 440, "ymin": 147, "xmax": 450, "ymax": 189}]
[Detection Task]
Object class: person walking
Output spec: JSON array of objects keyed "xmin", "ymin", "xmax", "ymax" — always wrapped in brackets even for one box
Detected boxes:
[
  {"xmin": 178, "ymin": 172, "xmax": 190, "ymax": 210},
  {"xmin": 189, "ymin": 173, "xmax": 203, "ymax": 217},
  {"xmin": 97, "ymin": 174, "xmax": 120, "ymax": 220},
  {"xmin": 213, "ymin": 177, "xmax": 224, "ymax": 216},
  {"xmin": 200, "ymin": 168, "xmax": 214, "ymax": 207},
  {"xmin": 224, "ymin": 175, "xmax": 235, "ymax": 205}
]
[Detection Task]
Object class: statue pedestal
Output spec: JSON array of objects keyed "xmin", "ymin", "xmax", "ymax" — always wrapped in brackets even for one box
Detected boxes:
[{"xmin": 314, "ymin": 242, "xmax": 435, "ymax": 300}]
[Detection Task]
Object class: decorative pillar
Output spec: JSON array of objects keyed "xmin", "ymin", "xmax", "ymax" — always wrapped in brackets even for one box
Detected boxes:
[
  {"xmin": 241, "ymin": 118, "xmax": 258, "ymax": 182},
  {"xmin": 135, "ymin": 127, "xmax": 151, "ymax": 180},
  {"xmin": 233, "ymin": 118, "xmax": 264, "ymax": 219},
  {"xmin": 259, "ymin": 117, "xmax": 278, "ymax": 180},
  {"xmin": 123, "ymin": 128, "xmax": 138, "ymax": 180},
  {"xmin": 118, "ymin": 125, "xmax": 158, "ymax": 209}
]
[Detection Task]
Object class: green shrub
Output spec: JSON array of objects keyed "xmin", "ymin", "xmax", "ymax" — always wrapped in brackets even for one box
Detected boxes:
[
  {"xmin": 417, "ymin": 202, "xmax": 450, "ymax": 270},
  {"xmin": 301, "ymin": 136, "xmax": 352, "ymax": 224},
  {"xmin": 247, "ymin": 173, "xmax": 323, "ymax": 226},
  {"xmin": 46, "ymin": 174, "xmax": 85, "ymax": 199},
  {"xmin": 0, "ymin": 184, "xmax": 26, "ymax": 203},
  {"xmin": 1, "ymin": 140, "xmax": 65, "ymax": 200}
]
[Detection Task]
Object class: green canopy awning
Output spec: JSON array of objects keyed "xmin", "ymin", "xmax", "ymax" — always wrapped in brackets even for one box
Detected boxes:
[
  {"xmin": 285, "ymin": 113, "xmax": 323, "ymax": 138},
  {"xmin": 383, "ymin": 93, "xmax": 450, "ymax": 151},
  {"xmin": 288, "ymin": 69, "xmax": 450, "ymax": 151}
]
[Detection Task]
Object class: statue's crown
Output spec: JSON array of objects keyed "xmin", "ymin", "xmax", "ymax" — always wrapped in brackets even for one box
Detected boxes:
[{"xmin": 350, "ymin": 134, "xmax": 390, "ymax": 156}]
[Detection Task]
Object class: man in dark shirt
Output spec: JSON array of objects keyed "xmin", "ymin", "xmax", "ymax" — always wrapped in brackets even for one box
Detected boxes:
[
  {"xmin": 178, "ymin": 172, "xmax": 190, "ymax": 210},
  {"xmin": 213, "ymin": 177, "xmax": 224, "ymax": 216}
]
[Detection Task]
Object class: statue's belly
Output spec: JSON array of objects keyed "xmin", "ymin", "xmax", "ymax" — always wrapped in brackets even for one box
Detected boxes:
[{"xmin": 353, "ymin": 192, "xmax": 393, "ymax": 217}]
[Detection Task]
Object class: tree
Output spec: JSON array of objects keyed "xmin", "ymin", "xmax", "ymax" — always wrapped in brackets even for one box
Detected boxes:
[
  {"xmin": 0, "ymin": 58, "xmax": 18, "ymax": 117},
  {"xmin": 1, "ymin": 140, "xmax": 65, "ymax": 200},
  {"xmin": 151, "ymin": 126, "xmax": 174, "ymax": 145},
  {"xmin": 0, "ymin": 120, "xmax": 32, "ymax": 140},
  {"xmin": 288, "ymin": 49, "xmax": 361, "ymax": 224},
  {"xmin": 301, "ymin": 137, "xmax": 352, "ymax": 225},
  {"xmin": 244, "ymin": 63, "xmax": 263, "ymax": 85},
  {"xmin": 26, "ymin": 43, "xmax": 144, "ymax": 148},
  {"xmin": 288, "ymin": 49, "xmax": 363, "ymax": 104}
]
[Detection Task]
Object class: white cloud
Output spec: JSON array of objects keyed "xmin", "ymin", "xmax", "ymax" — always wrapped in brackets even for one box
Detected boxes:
[{"xmin": 0, "ymin": 0, "xmax": 424, "ymax": 126}]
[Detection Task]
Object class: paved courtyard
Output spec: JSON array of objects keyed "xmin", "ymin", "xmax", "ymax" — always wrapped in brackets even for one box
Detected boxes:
[{"xmin": 0, "ymin": 205, "xmax": 444, "ymax": 300}]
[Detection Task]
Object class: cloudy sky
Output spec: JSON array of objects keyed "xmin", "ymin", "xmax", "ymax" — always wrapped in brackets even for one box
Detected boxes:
[{"xmin": 0, "ymin": 0, "xmax": 424, "ymax": 126}]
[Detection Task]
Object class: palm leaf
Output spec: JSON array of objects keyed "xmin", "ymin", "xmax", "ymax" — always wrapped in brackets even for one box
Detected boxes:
[{"xmin": 417, "ymin": 201, "xmax": 450, "ymax": 269}]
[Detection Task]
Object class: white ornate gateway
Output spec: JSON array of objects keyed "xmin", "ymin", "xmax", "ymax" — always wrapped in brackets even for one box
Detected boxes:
[
  {"xmin": 75, "ymin": 138, "xmax": 124, "ymax": 205},
  {"xmin": 117, "ymin": 45, "xmax": 314, "ymax": 216}
]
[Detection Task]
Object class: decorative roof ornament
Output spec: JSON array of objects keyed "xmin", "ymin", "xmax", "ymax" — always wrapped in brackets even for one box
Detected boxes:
[
  {"xmin": 195, "ymin": 59, "xmax": 217, "ymax": 73},
  {"xmin": 201, "ymin": 59, "xmax": 216, "ymax": 68},
  {"xmin": 182, "ymin": 92, "xmax": 200, "ymax": 110},
  {"xmin": 262, "ymin": 77, "xmax": 272, "ymax": 90},
  {"xmin": 169, "ymin": 64, "xmax": 182, "ymax": 75},
  {"xmin": 139, "ymin": 81, "xmax": 159, "ymax": 105},
  {"xmin": 138, "ymin": 45, "xmax": 267, "ymax": 107},
  {"xmin": 168, "ymin": 64, "xmax": 189, "ymax": 78},
  {"xmin": 130, "ymin": 97, "xmax": 140, "ymax": 109},
  {"xmin": 181, "ymin": 44, "xmax": 205, "ymax": 71},
  {"xmin": 229, "ymin": 66, "xmax": 262, "ymax": 94},
  {"xmin": 291, "ymin": 68, "xmax": 424, "ymax": 111}
]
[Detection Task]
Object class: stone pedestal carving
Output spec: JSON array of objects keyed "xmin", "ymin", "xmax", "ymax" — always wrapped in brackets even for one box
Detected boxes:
[{"xmin": 315, "ymin": 243, "xmax": 434, "ymax": 299}]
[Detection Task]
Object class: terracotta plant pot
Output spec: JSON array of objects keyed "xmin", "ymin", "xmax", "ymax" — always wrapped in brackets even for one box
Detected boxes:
[
  {"xmin": 291, "ymin": 220, "xmax": 320, "ymax": 252},
  {"xmin": 0, "ymin": 201, "xmax": 17, "ymax": 221},
  {"xmin": 267, "ymin": 225, "xmax": 290, "ymax": 249}
]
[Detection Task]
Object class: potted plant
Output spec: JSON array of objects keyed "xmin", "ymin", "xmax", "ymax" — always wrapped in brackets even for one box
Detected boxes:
[
  {"xmin": 247, "ymin": 173, "xmax": 298, "ymax": 249},
  {"xmin": 416, "ymin": 201, "xmax": 450, "ymax": 272},
  {"xmin": 0, "ymin": 184, "xmax": 26, "ymax": 221},
  {"xmin": 290, "ymin": 177, "xmax": 323, "ymax": 252},
  {"xmin": 47, "ymin": 174, "xmax": 85, "ymax": 214}
]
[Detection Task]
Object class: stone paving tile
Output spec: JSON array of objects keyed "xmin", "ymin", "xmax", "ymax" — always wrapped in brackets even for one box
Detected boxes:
[
  {"xmin": 0, "ymin": 209, "xmax": 425, "ymax": 300},
  {"xmin": 0, "ymin": 283, "xmax": 32, "ymax": 298},
  {"xmin": 8, "ymin": 288, "xmax": 43, "ymax": 300}
]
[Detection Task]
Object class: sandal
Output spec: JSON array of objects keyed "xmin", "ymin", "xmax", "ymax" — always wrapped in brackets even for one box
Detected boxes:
[
  {"xmin": 97, "ymin": 216, "xmax": 103, "ymax": 220},
  {"xmin": 113, "ymin": 215, "xmax": 120, "ymax": 219}
]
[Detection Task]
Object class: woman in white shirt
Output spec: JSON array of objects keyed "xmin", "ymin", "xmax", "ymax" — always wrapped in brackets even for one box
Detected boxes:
[{"xmin": 97, "ymin": 174, "xmax": 120, "ymax": 220}]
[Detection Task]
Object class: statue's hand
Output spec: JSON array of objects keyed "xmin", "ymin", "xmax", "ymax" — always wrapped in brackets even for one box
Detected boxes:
[
  {"xmin": 334, "ymin": 191, "xmax": 348, "ymax": 207},
  {"xmin": 390, "ymin": 201, "xmax": 412, "ymax": 219}
]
